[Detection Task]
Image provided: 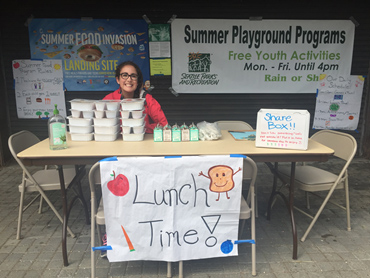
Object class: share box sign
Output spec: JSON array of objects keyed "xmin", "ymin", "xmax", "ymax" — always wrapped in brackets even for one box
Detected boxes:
[{"xmin": 256, "ymin": 109, "xmax": 310, "ymax": 150}]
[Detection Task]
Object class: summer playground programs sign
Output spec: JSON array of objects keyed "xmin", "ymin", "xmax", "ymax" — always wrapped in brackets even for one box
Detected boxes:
[{"xmin": 171, "ymin": 19, "xmax": 355, "ymax": 93}]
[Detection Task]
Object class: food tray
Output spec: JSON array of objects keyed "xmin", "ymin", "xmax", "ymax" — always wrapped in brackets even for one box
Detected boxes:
[
  {"xmin": 94, "ymin": 124, "xmax": 120, "ymax": 134},
  {"xmin": 121, "ymin": 115, "xmax": 145, "ymax": 127},
  {"xmin": 120, "ymin": 98, "xmax": 145, "ymax": 110},
  {"xmin": 122, "ymin": 132, "xmax": 145, "ymax": 141},
  {"xmin": 67, "ymin": 116, "xmax": 93, "ymax": 126},
  {"xmin": 70, "ymin": 132, "xmax": 94, "ymax": 141},
  {"xmin": 94, "ymin": 132, "xmax": 119, "ymax": 141},
  {"xmin": 93, "ymin": 117, "xmax": 119, "ymax": 126},
  {"xmin": 70, "ymin": 99, "xmax": 95, "ymax": 111},
  {"xmin": 68, "ymin": 125, "xmax": 94, "ymax": 134}
]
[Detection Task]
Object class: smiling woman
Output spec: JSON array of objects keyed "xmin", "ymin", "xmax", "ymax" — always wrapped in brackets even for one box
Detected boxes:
[{"xmin": 103, "ymin": 61, "xmax": 168, "ymax": 133}]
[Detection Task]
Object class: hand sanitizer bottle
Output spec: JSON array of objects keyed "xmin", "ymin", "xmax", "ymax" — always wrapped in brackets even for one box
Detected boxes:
[{"xmin": 48, "ymin": 104, "xmax": 67, "ymax": 150}]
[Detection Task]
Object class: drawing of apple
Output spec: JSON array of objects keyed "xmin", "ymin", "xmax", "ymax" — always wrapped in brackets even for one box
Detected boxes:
[
  {"xmin": 13, "ymin": 62, "xmax": 20, "ymax": 69},
  {"xmin": 107, "ymin": 171, "xmax": 129, "ymax": 196}
]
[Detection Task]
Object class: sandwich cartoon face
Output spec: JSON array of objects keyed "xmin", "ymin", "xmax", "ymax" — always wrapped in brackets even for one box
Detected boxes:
[
  {"xmin": 77, "ymin": 44, "xmax": 103, "ymax": 62},
  {"xmin": 199, "ymin": 165, "xmax": 241, "ymax": 201}
]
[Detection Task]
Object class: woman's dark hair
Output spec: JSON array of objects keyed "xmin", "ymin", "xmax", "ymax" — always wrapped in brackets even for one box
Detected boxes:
[{"xmin": 115, "ymin": 61, "xmax": 143, "ymax": 98}]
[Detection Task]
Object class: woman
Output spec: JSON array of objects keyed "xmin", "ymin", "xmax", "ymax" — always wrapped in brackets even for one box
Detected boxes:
[{"xmin": 104, "ymin": 61, "xmax": 168, "ymax": 133}]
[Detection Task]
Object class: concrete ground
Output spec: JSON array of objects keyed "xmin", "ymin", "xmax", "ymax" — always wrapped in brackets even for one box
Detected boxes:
[{"xmin": 0, "ymin": 157, "xmax": 369, "ymax": 278}]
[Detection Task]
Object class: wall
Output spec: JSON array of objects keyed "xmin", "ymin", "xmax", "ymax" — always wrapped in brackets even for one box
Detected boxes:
[{"xmin": 0, "ymin": 1, "xmax": 369, "ymax": 163}]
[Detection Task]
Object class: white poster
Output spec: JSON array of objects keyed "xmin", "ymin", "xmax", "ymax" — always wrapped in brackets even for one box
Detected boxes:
[
  {"xmin": 12, "ymin": 59, "xmax": 66, "ymax": 119},
  {"xmin": 312, "ymin": 75, "xmax": 365, "ymax": 130},
  {"xmin": 171, "ymin": 19, "xmax": 355, "ymax": 94},
  {"xmin": 100, "ymin": 155, "xmax": 244, "ymax": 262},
  {"xmin": 256, "ymin": 109, "xmax": 310, "ymax": 150}
]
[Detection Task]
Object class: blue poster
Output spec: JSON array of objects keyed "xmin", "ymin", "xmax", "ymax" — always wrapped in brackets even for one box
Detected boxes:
[{"xmin": 28, "ymin": 18, "xmax": 149, "ymax": 91}]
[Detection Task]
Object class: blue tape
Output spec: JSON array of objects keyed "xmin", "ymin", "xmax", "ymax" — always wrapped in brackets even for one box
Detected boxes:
[
  {"xmin": 234, "ymin": 239, "xmax": 255, "ymax": 244},
  {"xmin": 99, "ymin": 156, "xmax": 118, "ymax": 162},
  {"xmin": 165, "ymin": 156, "xmax": 182, "ymax": 158},
  {"xmin": 230, "ymin": 154, "xmax": 246, "ymax": 158},
  {"xmin": 92, "ymin": 245, "xmax": 112, "ymax": 251}
]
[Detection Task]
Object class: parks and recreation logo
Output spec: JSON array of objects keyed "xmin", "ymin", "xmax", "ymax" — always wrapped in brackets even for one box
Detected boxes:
[{"xmin": 179, "ymin": 52, "xmax": 219, "ymax": 85}]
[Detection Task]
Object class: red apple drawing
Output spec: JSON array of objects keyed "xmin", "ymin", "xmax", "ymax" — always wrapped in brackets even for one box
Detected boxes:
[
  {"xmin": 107, "ymin": 171, "xmax": 129, "ymax": 196},
  {"xmin": 13, "ymin": 62, "xmax": 20, "ymax": 69}
]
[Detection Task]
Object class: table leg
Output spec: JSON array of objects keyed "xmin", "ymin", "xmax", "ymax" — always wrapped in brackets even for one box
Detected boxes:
[
  {"xmin": 57, "ymin": 165, "xmax": 88, "ymax": 267},
  {"xmin": 267, "ymin": 162, "xmax": 279, "ymax": 220},
  {"xmin": 75, "ymin": 165, "xmax": 90, "ymax": 225},
  {"xmin": 288, "ymin": 162, "xmax": 297, "ymax": 260},
  {"xmin": 265, "ymin": 162, "xmax": 298, "ymax": 260},
  {"xmin": 57, "ymin": 165, "xmax": 69, "ymax": 266}
]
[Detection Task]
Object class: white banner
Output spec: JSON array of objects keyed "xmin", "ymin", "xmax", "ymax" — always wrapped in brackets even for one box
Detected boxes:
[
  {"xmin": 100, "ymin": 155, "xmax": 244, "ymax": 262},
  {"xmin": 171, "ymin": 19, "xmax": 355, "ymax": 94}
]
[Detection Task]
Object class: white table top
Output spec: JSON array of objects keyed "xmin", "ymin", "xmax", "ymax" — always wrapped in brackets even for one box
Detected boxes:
[{"xmin": 18, "ymin": 130, "xmax": 334, "ymax": 166}]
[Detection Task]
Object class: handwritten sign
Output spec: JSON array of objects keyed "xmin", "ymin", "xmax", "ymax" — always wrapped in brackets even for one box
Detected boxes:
[
  {"xmin": 256, "ymin": 109, "xmax": 310, "ymax": 150},
  {"xmin": 100, "ymin": 155, "xmax": 243, "ymax": 262},
  {"xmin": 12, "ymin": 59, "xmax": 66, "ymax": 119},
  {"xmin": 312, "ymin": 75, "xmax": 364, "ymax": 130}
]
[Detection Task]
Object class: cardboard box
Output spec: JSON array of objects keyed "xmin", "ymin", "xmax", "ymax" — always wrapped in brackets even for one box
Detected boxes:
[{"xmin": 256, "ymin": 109, "xmax": 310, "ymax": 150}]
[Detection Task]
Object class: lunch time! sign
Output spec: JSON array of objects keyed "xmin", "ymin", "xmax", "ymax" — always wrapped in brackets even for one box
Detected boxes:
[
  {"xmin": 100, "ymin": 156, "xmax": 244, "ymax": 262},
  {"xmin": 171, "ymin": 19, "xmax": 355, "ymax": 94}
]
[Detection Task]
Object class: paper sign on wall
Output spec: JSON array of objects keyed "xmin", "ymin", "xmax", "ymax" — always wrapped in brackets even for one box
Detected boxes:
[
  {"xmin": 256, "ymin": 109, "xmax": 310, "ymax": 150},
  {"xmin": 100, "ymin": 155, "xmax": 243, "ymax": 262},
  {"xmin": 12, "ymin": 59, "xmax": 66, "ymax": 119},
  {"xmin": 312, "ymin": 75, "xmax": 365, "ymax": 130}
]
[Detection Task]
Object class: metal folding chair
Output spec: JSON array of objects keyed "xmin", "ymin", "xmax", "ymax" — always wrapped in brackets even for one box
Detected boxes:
[
  {"xmin": 8, "ymin": 130, "xmax": 76, "ymax": 240},
  {"xmin": 276, "ymin": 130, "xmax": 357, "ymax": 242}
]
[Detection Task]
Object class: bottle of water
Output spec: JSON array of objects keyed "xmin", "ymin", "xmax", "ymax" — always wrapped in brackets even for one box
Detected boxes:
[{"xmin": 48, "ymin": 104, "xmax": 67, "ymax": 150}]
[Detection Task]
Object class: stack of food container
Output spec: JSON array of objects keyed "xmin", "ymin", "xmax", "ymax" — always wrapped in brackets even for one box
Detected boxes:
[
  {"xmin": 93, "ymin": 100, "xmax": 120, "ymax": 141},
  {"xmin": 120, "ymin": 99, "xmax": 146, "ymax": 141},
  {"xmin": 68, "ymin": 99, "xmax": 95, "ymax": 141}
]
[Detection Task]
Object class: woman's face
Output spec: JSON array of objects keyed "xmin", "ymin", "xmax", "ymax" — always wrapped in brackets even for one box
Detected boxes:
[{"xmin": 116, "ymin": 65, "xmax": 138, "ymax": 98}]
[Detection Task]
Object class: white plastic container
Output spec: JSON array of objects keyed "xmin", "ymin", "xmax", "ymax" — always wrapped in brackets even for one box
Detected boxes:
[
  {"xmin": 105, "ymin": 110, "xmax": 119, "ymax": 118},
  {"xmin": 68, "ymin": 125, "xmax": 94, "ymax": 134},
  {"xmin": 121, "ymin": 115, "xmax": 145, "ymax": 127},
  {"xmin": 70, "ymin": 132, "xmax": 94, "ymax": 141},
  {"xmin": 93, "ymin": 117, "xmax": 119, "ymax": 126},
  {"xmin": 94, "ymin": 132, "xmax": 119, "ymax": 141},
  {"xmin": 106, "ymin": 100, "xmax": 121, "ymax": 111},
  {"xmin": 70, "ymin": 109, "xmax": 82, "ymax": 118},
  {"xmin": 82, "ymin": 110, "xmax": 94, "ymax": 118},
  {"xmin": 70, "ymin": 99, "xmax": 95, "ymax": 111},
  {"xmin": 133, "ymin": 125, "xmax": 145, "ymax": 134},
  {"xmin": 94, "ymin": 101, "xmax": 106, "ymax": 111},
  {"xmin": 94, "ymin": 110, "xmax": 105, "ymax": 118},
  {"xmin": 122, "ymin": 132, "xmax": 145, "ymax": 141},
  {"xmin": 121, "ymin": 98, "xmax": 145, "ymax": 110},
  {"xmin": 94, "ymin": 124, "xmax": 120, "ymax": 134},
  {"xmin": 131, "ymin": 109, "xmax": 145, "ymax": 119},
  {"xmin": 120, "ymin": 110, "xmax": 130, "ymax": 119},
  {"xmin": 67, "ymin": 116, "xmax": 93, "ymax": 126},
  {"xmin": 121, "ymin": 126, "xmax": 132, "ymax": 134}
]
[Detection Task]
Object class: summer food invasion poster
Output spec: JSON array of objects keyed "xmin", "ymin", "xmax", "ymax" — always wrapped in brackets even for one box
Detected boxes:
[{"xmin": 28, "ymin": 18, "xmax": 149, "ymax": 91}]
